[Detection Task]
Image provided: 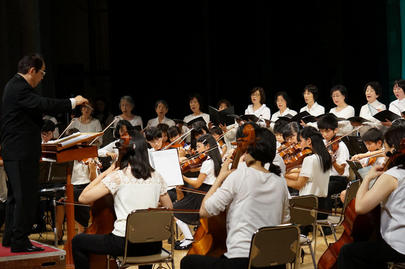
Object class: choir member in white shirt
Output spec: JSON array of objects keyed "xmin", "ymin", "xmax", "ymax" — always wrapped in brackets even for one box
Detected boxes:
[
  {"xmin": 270, "ymin": 91, "xmax": 297, "ymax": 130},
  {"xmin": 329, "ymin": 85, "xmax": 355, "ymax": 135},
  {"xmin": 115, "ymin": 96, "xmax": 143, "ymax": 130},
  {"xmin": 300, "ymin": 84, "xmax": 325, "ymax": 117},
  {"xmin": 389, "ymin": 79, "xmax": 405, "ymax": 116},
  {"xmin": 181, "ymin": 125, "xmax": 290, "ymax": 269},
  {"xmin": 70, "ymin": 102, "xmax": 103, "ymax": 146},
  {"xmin": 146, "ymin": 100, "xmax": 175, "ymax": 128},
  {"xmin": 244, "ymin": 86, "xmax": 271, "ymax": 127},
  {"xmin": 338, "ymin": 124, "xmax": 405, "ymax": 268},
  {"xmin": 359, "ymin": 81, "xmax": 386, "ymax": 132},
  {"xmin": 183, "ymin": 93, "xmax": 210, "ymax": 125}
]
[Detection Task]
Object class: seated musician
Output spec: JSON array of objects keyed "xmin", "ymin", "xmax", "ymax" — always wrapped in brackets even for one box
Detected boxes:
[
  {"xmin": 174, "ymin": 133, "xmax": 222, "ymax": 250},
  {"xmin": 72, "ymin": 131, "xmax": 173, "ymax": 269},
  {"xmin": 340, "ymin": 128, "xmax": 385, "ymax": 203},
  {"xmin": 318, "ymin": 114, "xmax": 350, "ymax": 218},
  {"xmin": 273, "ymin": 118, "xmax": 290, "ymax": 146},
  {"xmin": 284, "ymin": 126, "xmax": 332, "ymax": 223},
  {"xmin": 209, "ymin": 126, "xmax": 228, "ymax": 159},
  {"xmin": 337, "ymin": 124, "xmax": 405, "ymax": 268},
  {"xmin": 144, "ymin": 127, "xmax": 163, "ymax": 151},
  {"xmin": 41, "ymin": 119, "xmax": 57, "ymax": 143},
  {"xmin": 181, "ymin": 125, "xmax": 290, "ymax": 269},
  {"xmin": 157, "ymin": 123, "xmax": 170, "ymax": 148},
  {"xmin": 98, "ymin": 119, "xmax": 133, "ymax": 160}
]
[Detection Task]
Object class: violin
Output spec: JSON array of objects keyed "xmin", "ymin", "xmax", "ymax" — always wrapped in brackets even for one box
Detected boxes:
[
  {"xmin": 284, "ymin": 147, "xmax": 313, "ymax": 171},
  {"xmin": 279, "ymin": 142, "xmax": 301, "ymax": 159},
  {"xmin": 318, "ymin": 138, "xmax": 405, "ymax": 269},
  {"xmin": 188, "ymin": 123, "xmax": 256, "ymax": 257},
  {"xmin": 181, "ymin": 153, "xmax": 207, "ymax": 173}
]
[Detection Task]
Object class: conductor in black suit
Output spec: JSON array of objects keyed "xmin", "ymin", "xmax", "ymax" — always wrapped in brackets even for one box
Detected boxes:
[{"xmin": 0, "ymin": 54, "xmax": 88, "ymax": 252}]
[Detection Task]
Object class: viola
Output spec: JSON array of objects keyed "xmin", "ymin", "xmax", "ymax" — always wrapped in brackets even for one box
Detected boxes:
[
  {"xmin": 318, "ymin": 138, "xmax": 405, "ymax": 269},
  {"xmin": 188, "ymin": 123, "xmax": 256, "ymax": 257}
]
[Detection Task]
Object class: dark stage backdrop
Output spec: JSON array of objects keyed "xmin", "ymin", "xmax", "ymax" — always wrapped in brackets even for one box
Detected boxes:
[
  {"xmin": 0, "ymin": 0, "xmax": 397, "ymax": 126},
  {"xmin": 108, "ymin": 1, "xmax": 389, "ymax": 122}
]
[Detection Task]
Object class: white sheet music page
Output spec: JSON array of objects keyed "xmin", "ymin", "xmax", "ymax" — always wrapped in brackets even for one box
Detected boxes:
[{"xmin": 149, "ymin": 149, "xmax": 184, "ymax": 187}]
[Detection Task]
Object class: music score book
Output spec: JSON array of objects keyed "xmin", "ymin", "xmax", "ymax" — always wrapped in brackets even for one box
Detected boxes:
[
  {"xmin": 208, "ymin": 105, "xmax": 235, "ymax": 126},
  {"xmin": 42, "ymin": 131, "xmax": 103, "ymax": 151}
]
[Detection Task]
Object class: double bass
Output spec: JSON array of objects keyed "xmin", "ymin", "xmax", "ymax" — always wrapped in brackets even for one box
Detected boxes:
[
  {"xmin": 187, "ymin": 123, "xmax": 256, "ymax": 257},
  {"xmin": 317, "ymin": 138, "xmax": 405, "ymax": 269}
]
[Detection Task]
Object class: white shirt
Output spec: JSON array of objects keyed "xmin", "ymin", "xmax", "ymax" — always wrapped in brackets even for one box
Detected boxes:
[
  {"xmin": 328, "ymin": 140, "xmax": 350, "ymax": 177},
  {"xmin": 102, "ymin": 168, "xmax": 167, "ymax": 237},
  {"xmin": 199, "ymin": 158, "xmax": 216, "ymax": 185},
  {"xmin": 381, "ymin": 166, "xmax": 405, "ymax": 254},
  {"xmin": 183, "ymin": 113, "xmax": 210, "ymax": 125},
  {"xmin": 71, "ymin": 160, "xmax": 91, "ymax": 185},
  {"xmin": 43, "ymin": 115, "xmax": 60, "ymax": 138},
  {"xmin": 299, "ymin": 154, "xmax": 330, "ymax": 197},
  {"xmin": 270, "ymin": 108, "xmax": 297, "ymax": 130},
  {"xmin": 98, "ymin": 139, "xmax": 119, "ymax": 158},
  {"xmin": 389, "ymin": 99, "xmax": 405, "ymax": 116},
  {"xmin": 359, "ymin": 100, "xmax": 386, "ymax": 123},
  {"xmin": 330, "ymin": 106, "xmax": 355, "ymax": 136},
  {"xmin": 71, "ymin": 117, "xmax": 103, "ymax": 146},
  {"xmin": 245, "ymin": 104, "xmax": 271, "ymax": 127},
  {"xmin": 146, "ymin": 117, "xmax": 175, "ymax": 128},
  {"xmin": 300, "ymin": 102, "xmax": 325, "ymax": 116},
  {"xmin": 115, "ymin": 115, "xmax": 143, "ymax": 130},
  {"xmin": 204, "ymin": 164, "xmax": 290, "ymax": 258}
]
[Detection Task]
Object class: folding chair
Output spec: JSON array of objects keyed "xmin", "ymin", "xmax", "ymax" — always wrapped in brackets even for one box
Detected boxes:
[
  {"xmin": 248, "ymin": 224, "xmax": 300, "ymax": 269},
  {"xmin": 109, "ymin": 209, "xmax": 175, "ymax": 269},
  {"xmin": 289, "ymin": 195, "xmax": 318, "ymax": 269},
  {"xmin": 317, "ymin": 180, "xmax": 360, "ymax": 246}
]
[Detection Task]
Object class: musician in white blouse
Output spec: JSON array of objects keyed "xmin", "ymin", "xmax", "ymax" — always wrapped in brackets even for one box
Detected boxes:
[
  {"xmin": 270, "ymin": 91, "xmax": 297, "ymax": 130},
  {"xmin": 300, "ymin": 84, "xmax": 325, "ymax": 116},
  {"xmin": 72, "ymin": 132, "xmax": 173, "ymax": 269},
  {"xmin": 329, "ymin": 85, "xmax": 355, "ymax": 135},
  {"xmin": 244, "ymin": 86, "xmax": 271, "ymax": 127},
  {"xmin": 389, "ymin": 80, "xmax": 405, "ymax": 116}
]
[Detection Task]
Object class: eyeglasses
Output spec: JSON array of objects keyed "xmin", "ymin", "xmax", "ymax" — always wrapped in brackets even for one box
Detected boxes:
[{"xmin": 39, "ymin": 70, "xmax": 46, "ymax": 76}]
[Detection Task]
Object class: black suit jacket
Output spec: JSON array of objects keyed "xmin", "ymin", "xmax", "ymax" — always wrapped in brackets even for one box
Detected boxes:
[{"xmin": 1, "ymin": 74, "xmax": 72, "ymax": 160}]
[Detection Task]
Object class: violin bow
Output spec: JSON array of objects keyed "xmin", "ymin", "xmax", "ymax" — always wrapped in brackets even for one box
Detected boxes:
[
  {"xmin": 89, "ymin": 117, "xmax": 120, "ymax": 146},
  {"xmin": 326, "ymin": 126, "xmax": 363, "ymax": 147},
  {"xmin": 163, "ymin": 127, "xmax": 194, "ymax": 150}
]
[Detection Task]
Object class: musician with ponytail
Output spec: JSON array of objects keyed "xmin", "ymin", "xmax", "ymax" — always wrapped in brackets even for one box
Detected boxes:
[{"xmin": 181, "ymin": 125, "xmax": 290, "ymax": 269}]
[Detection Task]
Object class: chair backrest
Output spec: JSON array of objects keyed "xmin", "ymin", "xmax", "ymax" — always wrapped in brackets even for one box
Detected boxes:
[
  {"xmin": 342, "ymin": 180, "xmax": 360, "ymax": 213},
  {"xmin": 248, "ymin": 224, "xmax": 300, "ymax": 268},
  {"xmin": 125, "ymin": 209, "xmax": 173, "ymax": 244},
  {"xmin": 289, "ymin": 194, "xmax": 318, "ymax": 227}
]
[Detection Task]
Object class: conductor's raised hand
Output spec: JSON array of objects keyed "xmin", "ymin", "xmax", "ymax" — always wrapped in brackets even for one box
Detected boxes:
[{"xmin": 74, "ymin": 95, "xmax": 89, "ymax": 106}]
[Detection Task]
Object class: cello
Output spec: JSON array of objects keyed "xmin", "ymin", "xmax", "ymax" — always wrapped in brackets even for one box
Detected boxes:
[
  {"xmin": 187, "ymin": 123, "xmax": 256, "ymax": 257},
  {"xmin": 317, "ymin": 138, "xmax": 405, "ymax": 269}
]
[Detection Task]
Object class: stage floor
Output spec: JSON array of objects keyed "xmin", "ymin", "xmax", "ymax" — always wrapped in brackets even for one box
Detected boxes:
[{"xmin": 0, "ymin": 223, "xmax": 342, "ymax": 268}]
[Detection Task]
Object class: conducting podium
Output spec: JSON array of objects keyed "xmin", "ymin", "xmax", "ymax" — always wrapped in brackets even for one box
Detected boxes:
[{"xmin": 42, "ymin": 132, "xmax": 102, "ymax": 269}]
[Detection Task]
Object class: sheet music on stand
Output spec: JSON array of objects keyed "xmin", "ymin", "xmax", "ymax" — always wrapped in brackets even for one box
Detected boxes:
[
  {"xmin": 149, "ymin": 149, "xmax": 184, "ymax": 187},
  {"xmin": 42, "ymin": 131, "xmax": 103, "ymax": 151},
  {"xmin": 342, "ymin": 136, "xmax": 368, "ymax": 157}
]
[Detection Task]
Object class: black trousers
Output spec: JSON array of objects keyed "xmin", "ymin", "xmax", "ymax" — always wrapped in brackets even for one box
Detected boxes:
[
  {"xmin": 3, "ymin": 159, "xmax": 39, "ymax": 248},
  {"xmin": 338, "ymin": 236, "xmax": 405, "ymax": 269},
  {"xmin": 181, "ymin": 254, "xmax": 286, "ymax": 269},
  {"xmin": 72, "ymin": 233, "xmax": 162, "ymax": 269}
]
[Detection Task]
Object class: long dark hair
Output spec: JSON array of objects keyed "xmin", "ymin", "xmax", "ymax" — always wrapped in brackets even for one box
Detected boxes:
[
  {"xmin": 197, "ymin": 134, "xmax": 222, "ymax": 176},
  {"xmin": 246, "ymin": 125, "xmax": 281, "ymax": 176},
  {"xmin": 384, "ymin": 125, "xmax": 405, "ymax": 169},
  {"xmin": 299, "ymin": 126, "xmax": 332, "ymax": 172},
  {"xmin": 118, "ymin": 131, "xmax": 155, "ymax": 179}
]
